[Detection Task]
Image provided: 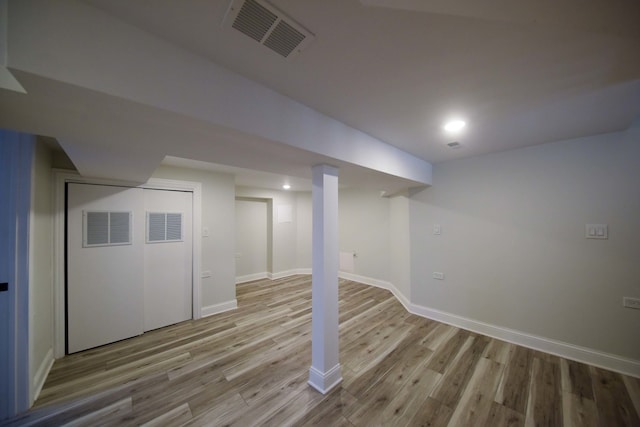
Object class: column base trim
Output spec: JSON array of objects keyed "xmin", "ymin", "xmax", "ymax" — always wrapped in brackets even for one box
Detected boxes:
[{"xmin": 308, "ymin": 364, "xmax": 343, "ymax": 394}]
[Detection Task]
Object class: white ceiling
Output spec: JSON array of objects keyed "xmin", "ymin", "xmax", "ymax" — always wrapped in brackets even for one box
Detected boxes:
[
  {"xmin": 83, "ymin": 0, "xmax": 640, "ymax": 164},
  {"xmin": 2, "ymin": 0, "xmax": 639, "ymax": 192}
]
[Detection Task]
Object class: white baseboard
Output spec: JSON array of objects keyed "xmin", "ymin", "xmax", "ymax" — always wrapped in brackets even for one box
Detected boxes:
[
  {"xmin": 339, "ymin": 271, "xmax": 389, "ymax": 290},
  {"xmin": 408, "ymin": 302, "xmax": 640, "ymax": 378},
  {"xmin": 32, "ymin": 348, "xmax": 54, "ymax": 403},
  {"xmin": 201, "ymin": 300, "xmax": 238, "ymax": 318},
  {"xmin": 338, "ymin": 272, "xmax": 411, "ymax": 312},
  {"xmin": 268, "ymin": 269, "xmax": 311, "ymax": 280},
  {"xmin": 236, "ymin": 269, "xmax": 312, "ymax": 284},
  {"xmin": 236, "ymin": 272, "xmax": 269, "ymax": 284}
]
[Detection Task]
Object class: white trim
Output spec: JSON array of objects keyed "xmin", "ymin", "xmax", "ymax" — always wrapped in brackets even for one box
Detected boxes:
[
  {"xmin": 338, "ymin": 272, "xmax": 411, "ymax": 312},
  {"xmin": 53, "ymin": 172, "xmax": 203, "ymax": 358},
  {"xmin": 308, "ymin": 364, "xmax": 342, "ymax": 394},
  {"xmin": 408, "ymin": 302, "xmax": 640, "ymax": 378},
  {"xmin": 268, "ymin": 268, "xmax": 311, "ymax": 280},
  {"xmin": 31, "ymin": 348, "xmax": 54, "ymax": 403},
  {"xmin": 236, "ymin": 272, "xmax": 269, "ymax": 284},
  {"xmin": 201, "ymin": 300, "xmax": 238, "ymax": 318},
  {"xmin": 236, "ymin": 269, "xmax": 311, "ymax": 283}
]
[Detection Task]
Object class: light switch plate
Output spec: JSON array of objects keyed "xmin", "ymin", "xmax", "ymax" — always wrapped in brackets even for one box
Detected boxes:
[
  {"xmin": 432, "ymin": 272, "xmax": 444, "ymax": 280},
  {"xmin": 585, "ymin": 224, "xmax": 608, "ymax": 239},
  {"xmin": 433, "ymin": 224, "xmax": 442, "ymax": 235}
]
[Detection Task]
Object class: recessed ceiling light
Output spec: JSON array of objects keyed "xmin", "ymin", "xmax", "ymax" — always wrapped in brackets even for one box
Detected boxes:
[
  {"xmin": 282, "ymin": 184, "xmax": 291, "ymax": 190},
  {"xmin": 443, "ymin": 119, "xmax": 466, "ymax": 133}
]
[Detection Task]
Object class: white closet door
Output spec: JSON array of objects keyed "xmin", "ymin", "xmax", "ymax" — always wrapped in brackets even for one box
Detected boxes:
[
  {"xmin": 67, "ymin": 183, "xmax": 145, "ymax": 353},
  {"xmin": 143, "ymin": 189, "xmax": 193, "ymax": 332}
]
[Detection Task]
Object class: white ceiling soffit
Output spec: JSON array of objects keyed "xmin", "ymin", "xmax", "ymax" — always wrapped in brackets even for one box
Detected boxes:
[
  {"xmin": 223, "ymin": 0, "xmax": 315, "ymax": 59},
  {"xmin": 162, "ymin": 156, "xmax": 313, "ymax": 191},
  {"xmin": 0, "ymin": 66, "xmax": 26, "ymax": 93}
]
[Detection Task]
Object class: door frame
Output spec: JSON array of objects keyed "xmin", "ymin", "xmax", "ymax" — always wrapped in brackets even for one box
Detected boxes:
[{"xmin": 53, "ymin": 171, "xmax": 202, "ymax": 358}]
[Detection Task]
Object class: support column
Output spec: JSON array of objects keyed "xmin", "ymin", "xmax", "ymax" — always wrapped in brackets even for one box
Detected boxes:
[{"xmin": 308, "ymin": 164, "xmax": 342, "ymax": 394}]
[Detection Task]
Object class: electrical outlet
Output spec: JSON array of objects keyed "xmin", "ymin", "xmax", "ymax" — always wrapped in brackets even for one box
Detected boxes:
[
  {"xmin": 432, "ymin": 272, "xmax": 444, "ymax": 280},
  {"xmin": 201, "ymin": 270, "xmax": 212, "ymax": 278},
  {"xmin": 623, "ymin": 297, "xmax": 640, "ymax": 310}
]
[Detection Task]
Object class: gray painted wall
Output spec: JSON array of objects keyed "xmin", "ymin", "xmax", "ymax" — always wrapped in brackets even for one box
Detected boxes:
[
  {"xmin": 338, "ymin": 189, "xmax": 391, "ymax": 282},
  {"xmin": 295, "ymin": 192, "xmax": 312, "ymax": 270},
  {"xmin": 410, "ymin": 128, "xmax": 640, "ymax": 360},
  {"xmin": 235, "ymin": 187, "xmax": 297, "ymax": 275},
  {"xmin": 235, "ymin": 199, "xmax": 268, "ymax": 278},
  {"xmin": 293, "ymin": 188, "xmax": 395, "ymax": 284},
  {"xmin": 390, "ymin": 193, "xmax": 411, "ymax": 299}
]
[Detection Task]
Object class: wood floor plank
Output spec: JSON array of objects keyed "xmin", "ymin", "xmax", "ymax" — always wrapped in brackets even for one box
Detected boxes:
[
  {"xmin": 222, "ymin": 335, "xmax": 309, "ymax": 381},
  {"xmin": 483, "ymin": 402, "xmax": 525, "ymax": 427},
  {"xmin": 342, "ymin": 329, "xmax": 431, "ymax": 398},
  {"xmin": 123, "ymin": 363, "xmax": 228, "ymax": 425},
  {"xmin": 561, "ymin": 391, "xmax": 598, "ymax": 427},
  {"xmin": 223, "ymin": 371, "xmax": 310, "ymax": 427},
  {"xmin": 295, "ymin": 388, "xmax": 357, "ymax": 427},
  {"xmin": 38, "ymin": 352, "xmax": 191, "ymax": 406},
  {"xmin": 525, "ymin": 357, "xmax": 563, "ymax": 427},
  {"xmin": 430, "ymin": 334, "xmax": 490, "ymax": 408},
  {"xmin": 483, "ymin": 339, "xmax": 514, "ymax": 365},
  {"xmin": 138, "ymin": 402, "xmax": 192, "ymax": 427},
  {"xmin": 426, "ymin": 329, "xmax": 470, "ymax": 374},
  {"xmin": 259, "ymin": 387, "xmax": 326, "ymax": 427},
  {"xmin": 342, "ymin": 323, "xmax": 413, "ymax": 374},
  {"xmin": 181, "ymin": 392, "xmax": 248, "ymax": 427},
  {"xmin": 623, "ymin": 375, "xmax": 640, "ymax": 420},
  {"xmin": 8, "ymin": 275, "xmax": 634, "ymax": 427},
  {"xmin": 495, "ymin": 345, "xmax": 534, "ymax": 414},
  {"xmin": 446, "ymin": 357, "xmax": 505, "ymax": 426},
  {"xmin": 381, "ymin": 365, "xmax": 441, "ymax": 423},
  {"xmin": 345, "ymin": 338, "xmax": 435, "ymax": 425},
  {"xmin": 419, "ymin": 322, "xmax": 458, "ymax": 351},
  {"xmin": 236, "ymin": 348, "xmax": 311, "ymax": 406},
  {"xmin": 61, "ymin": 397, "xmax": 132, "ymax": 427},
  {"xmin": 401, "ymin": 396, "xmax": 454, "ymax": 427},
  {"xmin": 560, "ymin": 358, "xmax": 595, "ymax": 400},
  {"xmin": 590, "ymin": 366, "xmax": 640, "ymax": 427}
]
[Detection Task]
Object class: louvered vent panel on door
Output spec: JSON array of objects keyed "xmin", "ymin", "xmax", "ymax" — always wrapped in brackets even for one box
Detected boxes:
[
  {"xmin": 147, "ymin": 212, "xmax": 183, "ymax": 243},
  {"xmin": 109, "ymin": 212, "xmax": 131, "ymax": 244},
  {"xmin": 224, "ymin": 0, "xmax": 315, "ymax": 59},
  {"xmin": 86, "ymin": 212, "xmax": 109, "ymax": 246},
  {"xmin": 166, "ymin": 213, "xmax": 183, "ymax": 241},
  {"xmin": 84, "ymin": 211, "xmax": 132, "ymax": 247},
  {"xmin": 147, "ymin": 213, "xmax": 166, "ymax": 242}
]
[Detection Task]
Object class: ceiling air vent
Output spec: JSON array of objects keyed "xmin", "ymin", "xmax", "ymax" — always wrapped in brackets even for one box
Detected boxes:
[
  {"xmin": 223, "ymin": 0, "xmax": 315, "ymax": 59},
  {"xmin": 447, "ymin": 141, "xmax": 463, "ymax": 149}
]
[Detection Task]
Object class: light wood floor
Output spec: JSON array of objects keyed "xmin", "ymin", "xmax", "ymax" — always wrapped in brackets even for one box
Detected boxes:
[{"xmin": 5, "ymin": 276, "xmax": 640, "ymax": 426}]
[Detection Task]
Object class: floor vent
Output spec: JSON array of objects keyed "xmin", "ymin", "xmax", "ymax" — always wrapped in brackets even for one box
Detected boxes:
[{"xmin": 224, "ymin": 0, "xmax": 315, "ymax": 59}]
